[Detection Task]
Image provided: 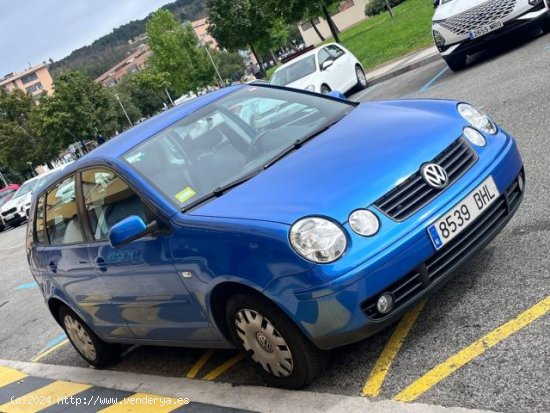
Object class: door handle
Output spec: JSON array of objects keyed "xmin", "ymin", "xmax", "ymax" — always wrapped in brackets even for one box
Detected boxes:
[
  {"xmin": 95, "ymin": 257, "xmax": 108, "ymax": 273},
  {"xmin": 48, "ymin": 261, "xmax": 58, "ymax": 274}
]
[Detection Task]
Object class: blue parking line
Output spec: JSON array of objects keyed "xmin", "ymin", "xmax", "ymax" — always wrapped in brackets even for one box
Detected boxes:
[
  {"xmin": 45, "ymin": 333, "xmax": 67, "ymax": 349},
  {"xmin": 544, "ymin": 44, "xmax": 550, "ymax": 51},
  {"xmin": 419, "ymin": 67, "xmax": 449, "ymax": 93},
  {"xmin": 15, "ymin": 282, "xmax": 37, "ymax": 290}
]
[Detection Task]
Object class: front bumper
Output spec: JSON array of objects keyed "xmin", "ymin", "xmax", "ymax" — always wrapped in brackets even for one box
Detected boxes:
[
  {"xmin": 266, "ymin": 135, "xmax": 524, "ymax": 350},
  {"xmin": 437, "ymin": 5, "xmax": 550, "ymax": 58},
  {"xmin": 2, "ymin": 211, "xmax": 25, "ymax": 227}
]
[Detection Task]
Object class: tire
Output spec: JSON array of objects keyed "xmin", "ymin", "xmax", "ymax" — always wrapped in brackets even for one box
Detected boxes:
[
  {"xmin": 542, "ymin": 18, "xmax": 550, "ymax": 34},
  {"xmin": 226, "ymin": 293, "xmax": 328, "ymax": 389},
  {"xmin": 320, "ymin": 85, "xmax": 331, "ymax": 95},
  {"xmin": 355, "ymin": 65, "xmax": 368, "ymax": 90},
  {"xmin": 59, "ymin": 306, "xmax": 122, "ymax": 368},
  {"xmin": 444, "ymin": 54, "xmax": 467, "ymax": 72}
]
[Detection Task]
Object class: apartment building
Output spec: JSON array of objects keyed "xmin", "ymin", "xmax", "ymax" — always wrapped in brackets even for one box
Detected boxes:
[{"xmin": 0, "ymin": 63, "xmax": 54, "ymax": 98}]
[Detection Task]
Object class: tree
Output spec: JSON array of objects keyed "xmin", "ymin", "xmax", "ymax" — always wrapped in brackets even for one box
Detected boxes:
[
  {"xmin": 212, "ymin": 51, "xmax": 245, "ymax": 81},
  {"xmin": 36, "ymin": 71, "xmax": 118, "ymax": 153},
  {"xmin": 207, "ymin": 0, "xmax": 278, "ymax": 70},
  {"xmin": 117, "ymin": 69, "xmax": 171, "ymax": 118},
  {"xmin": 0, "ymin": 89, "xmax": 52, "ymax": 175},
  {"xmin": 146, "ymin": 10, "xmax": 215, "ymax": 95}
]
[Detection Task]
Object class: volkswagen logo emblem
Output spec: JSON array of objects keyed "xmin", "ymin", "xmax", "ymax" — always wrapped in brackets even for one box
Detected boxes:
[
  {"xmin": 421, "ymin": 163, "xmax": 448, "ymax": 189},
  {"xmin": 256, "ymin": 332, "xmax": 274, "ymax": 353}
]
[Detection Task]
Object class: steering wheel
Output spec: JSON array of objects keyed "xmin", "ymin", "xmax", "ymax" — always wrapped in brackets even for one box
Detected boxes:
[{"xmin": 245, "ymin": 129, "xmax": 271, "ymax": 161}]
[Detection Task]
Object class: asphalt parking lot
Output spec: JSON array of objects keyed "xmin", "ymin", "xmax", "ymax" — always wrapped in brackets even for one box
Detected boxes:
[{"xmin": 1, "ymin": 29, "xmax": 549, "ymax": 413}]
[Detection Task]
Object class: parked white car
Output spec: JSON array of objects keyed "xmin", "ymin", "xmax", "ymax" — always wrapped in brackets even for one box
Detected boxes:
[
  {"xmin": 270, "ymin": 43, "xmax": 367, "ymax": 94},
  {"xmin": 433, "ymin": 0, "xmax": 550, "ymax": 71}
]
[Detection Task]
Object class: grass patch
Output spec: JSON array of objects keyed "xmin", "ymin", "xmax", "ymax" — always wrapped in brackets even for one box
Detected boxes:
[{"xmin": 335, "ymin": 0, "xmax": 434, "ymax": 70}]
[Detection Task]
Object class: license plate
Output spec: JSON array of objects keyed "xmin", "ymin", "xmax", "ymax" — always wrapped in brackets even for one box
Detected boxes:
[
  {"xmin": 469, "ymin": 21, "xmax": 504, "ymax": 39},
  {"xmin": 428, "ymin": 176, "xmax": 499, "ymax": 250}
]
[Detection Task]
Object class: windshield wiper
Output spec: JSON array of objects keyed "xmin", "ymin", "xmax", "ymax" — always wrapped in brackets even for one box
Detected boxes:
[
  {"xmin": 181, "ymin": 120, "xmax": 340, "ymax": 213},
  {"xmin": 263, "ymin": 120, "xmax": 338, "ymax": 169},
  {"xmin": 181, "ymin": 169, "xmax": 264, "ymax": 212}
]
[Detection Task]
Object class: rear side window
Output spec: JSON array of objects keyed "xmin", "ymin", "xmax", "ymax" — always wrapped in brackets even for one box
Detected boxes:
[
  {"xmin": 35, "ymin": 195, "xmax": 47, "ymax": 244},
  {"xmin": 45, "ymin": 176, "xmax": 84, "ymax": 245},
  {"xmin": 81, "ymin": 168, "xmax": 148, "ymax": 241}
]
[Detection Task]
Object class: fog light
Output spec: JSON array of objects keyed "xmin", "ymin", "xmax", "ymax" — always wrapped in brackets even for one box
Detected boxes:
[
  {"xmin": 376, "ymin": 293, "xmax": 394, "ymax": 314},
  {"xmin": 528, "ymin": 0, "xmax": 542, "ymax": 6},
  {"xmin": 518, "ymin": 174, "xmax": 525, "ymax": 192},
  {"xmin": 349, "ymin": 210, "xmax": 380, "ymax": 237},
  {"xmin": 433, "ymin": 30, "xmax": 445, "ymax": 48},
  {"xmin": 463, "ymin": 127, "xmax": 486, "ymax": 147}
]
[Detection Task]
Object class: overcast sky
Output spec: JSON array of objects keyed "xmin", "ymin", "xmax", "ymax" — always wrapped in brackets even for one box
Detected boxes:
[{"xmin": 0, "ymin": 0, "xmax": 175, "ymax": 75}]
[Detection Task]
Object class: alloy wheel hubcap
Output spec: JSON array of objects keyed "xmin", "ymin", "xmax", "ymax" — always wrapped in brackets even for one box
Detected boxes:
[
  {"xmin": 64, "ymin": 315, "xmax": 97, "ymax": 361},
  {"xmin": 357, "ymin": 69, "xmax": 367, "ymax": 86},
  {"xmin": 235, "ymin": 308, "xmax": 293, "ymax": 377}
]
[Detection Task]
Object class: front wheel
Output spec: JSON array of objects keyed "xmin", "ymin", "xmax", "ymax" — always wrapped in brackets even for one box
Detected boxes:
[
  {"xmin": 226, "ymin": 293, "xmax": 328, "ymax": 389},
  {"xmin": 60, "ymin": 306, "xmax": 122, "ymax": 368},
  {"xmin": 355, "ymin": 66, "xmax": 368, "ymax": 90}
]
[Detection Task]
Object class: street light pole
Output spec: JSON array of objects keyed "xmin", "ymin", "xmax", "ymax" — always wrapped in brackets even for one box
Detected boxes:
[
  {"xmin": 0, "ymin": 171, "xmax": 8, "ymax": 187},
  {"xmin": 115, "ymin": 93, "xmax": 133, "ymax": 127},
  {"xmin": 200, "ymin": 37, "xmax": 224, "ymax": 86},
  {"xmin": 384, "ymin": 0, "xmax": 395, "ymax": 18}
]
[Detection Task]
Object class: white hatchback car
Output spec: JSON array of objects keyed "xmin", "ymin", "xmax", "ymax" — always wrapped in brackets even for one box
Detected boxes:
[
  {"xmin": 270, "ymin": 43, "xmax": 367, "ymax": 94},
  {"xmin": 433, "ymin": 0, "xmax": 550, "ymax": 70}
]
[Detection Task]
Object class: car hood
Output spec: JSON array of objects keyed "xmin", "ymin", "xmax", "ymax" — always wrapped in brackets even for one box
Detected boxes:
[
  {"xmin": 1, "ymin": 192, "xmax": 31, "ymax": 211},
  {"xmin": 434, "ymin": 0, "xmax": 483, "ymax": 21},
  {"xmin": 191, "ymin": 99, "xmax": 466, "ymax": 225}
]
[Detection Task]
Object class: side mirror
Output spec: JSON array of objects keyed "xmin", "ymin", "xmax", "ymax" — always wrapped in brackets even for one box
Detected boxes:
[
  {"xmin": 109, "ymin": 215, "xmax": 158, "ymax": 248},
  {"xmin": 321, "ymin": 60, "xmax": 334, "ymax": 71},
  {"xmin": 433, "ymin": 0, "xmax": 439, "ymax": 8},
  {"xmin": 327, "ymin": 90, "xmax": 347, "ymax": 100}
]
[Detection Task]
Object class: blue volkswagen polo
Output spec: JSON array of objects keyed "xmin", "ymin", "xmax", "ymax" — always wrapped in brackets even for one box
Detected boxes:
[{"xmin": 27, "ymin": 85, "xmax": 524, "ymax": 389}]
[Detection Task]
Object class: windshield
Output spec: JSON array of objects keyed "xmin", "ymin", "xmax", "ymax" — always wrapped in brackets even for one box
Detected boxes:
[
  {"xmin": 124, "ymin": 86, "xmax": 354, "ymax": 209},
  {"xmin": 271, "ymin": 56, "xmax": 317, "ymax": 86},
  {"xmin": 0, "ymin": 189, "xmax": 15, "ymax": 206},
  {"xmin": 12, "ymin": 179, "xmax": 39, "ymax": 199}
]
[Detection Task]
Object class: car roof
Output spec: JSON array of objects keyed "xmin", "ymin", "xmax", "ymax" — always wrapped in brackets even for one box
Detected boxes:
[{"xmin": 273, "ymin": 43, "xmax": 340, "ymax": 74}]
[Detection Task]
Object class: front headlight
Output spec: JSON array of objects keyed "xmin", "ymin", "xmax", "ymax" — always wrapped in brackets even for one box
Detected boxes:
[
  {"xmin": 290, "ymin": 217, "xmax": 347, "ymax": 263},
  {"xmin": 305, "ymin": 85, "xmax": 315, "ymax": 92},
  {"xmin": 458, "ymin": 103, "xmax": 497, "ymax": 135}
]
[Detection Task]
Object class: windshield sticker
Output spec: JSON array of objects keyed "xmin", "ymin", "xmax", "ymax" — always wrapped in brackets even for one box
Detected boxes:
[{"xmin": 175, "ymin": 187, "xmax": 197, "ymax": 203}]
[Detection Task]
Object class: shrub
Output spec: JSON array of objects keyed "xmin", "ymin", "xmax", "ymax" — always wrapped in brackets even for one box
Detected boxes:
[{"xmin": 365, "ymin": 0, "xmax": 408, "ymax": 17}]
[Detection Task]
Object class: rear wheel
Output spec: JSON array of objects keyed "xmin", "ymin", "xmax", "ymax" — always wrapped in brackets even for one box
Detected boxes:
[
  {"xmin": 444, "ymin": 54, "xmax": 467, "ymax": 72},
  {"xmin": 60, "ymin": 306, "xmax": 122, "ymax": 368},
  {"xmin": 320, "ymin": 84, "xmax": 331, "ymax": 95},
  {"xmin": 355, "ymin": 65, "xmax": 368, "ymax": 90},
  {"xmin": 226, "ymin": 293, "xmax": 328, "ymax": 389}
]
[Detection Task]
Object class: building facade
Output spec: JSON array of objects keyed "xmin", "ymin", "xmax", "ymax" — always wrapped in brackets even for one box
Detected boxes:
[
  {"xmin": 298, "ymin": 0, "xmax": 369, "ymax": 46},
  {"xmin": 0, "ymin": 63, "xmax": 54, "ymax": 98},
  {"xmin": 95, "ymin": 45, "xmax": 152, "ymax": 87},
  {"xmin": 191, "ymin": 17, "xmax": 218, "ymax": 49}
]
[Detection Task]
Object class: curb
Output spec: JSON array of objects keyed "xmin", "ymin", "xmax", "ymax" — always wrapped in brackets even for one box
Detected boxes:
[
  {"xmin": 368, "ymin": 53, "xmax": 443, "ymax": 86},
  {"xmin": 0, "ymin": 359, "xmax": 497, "ymax": 413}
]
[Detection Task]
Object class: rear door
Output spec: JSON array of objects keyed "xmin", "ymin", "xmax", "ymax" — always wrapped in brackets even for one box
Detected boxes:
[
  {"xmin": 40, "ymin": 175, "xmax": 107, "ymax": 329},
  {"xmin": 81, "ymin": 167, "xmax": 214, "ymax": 342}
]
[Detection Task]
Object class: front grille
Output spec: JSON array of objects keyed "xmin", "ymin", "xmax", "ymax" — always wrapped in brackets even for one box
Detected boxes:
[
  {"xmin": 1, "ymin": 207, "xmax": 16, "ymax": 217},
  {"xmin": 439, "ymin": 0, "xmax": 516, "ymax": 36},
  {"xmin": 375, "ymin": 138, "xmax": 477, "ymax": 221},
  {"xmin": 362, "ymin": 171, "xmax": 524, "ymax": 320}
]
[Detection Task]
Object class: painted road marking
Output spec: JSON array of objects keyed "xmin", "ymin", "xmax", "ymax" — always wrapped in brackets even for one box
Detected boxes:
[
  {"xmin": 99, "ymin": 392, "xmax": 185, "ymax": 412},
  {"xmin": 15, "ymin": 282, "xmax": 37, "ymax": 291},
  {"xmin": 32, "ymin": 339, "xmax": 70, "ymax": 363},
  {"xmin": 394, "ymin": 295, "xmax": 550, "ymax": 402},
  {"xmin": 0, "ymin": 380, "xmax": 91, "ymax": 412},
  {"xmin": 362, "ymin": 301, "xmax": 427, "ymax": 397},
  {"xmin": 354, "ymin": 83, "xmax": 381, "ymax": 101},
  {"xmin": 0, "ymin": 366, "xmax": 27, "ymax": 388},
  {"xmin": 544, "ymin": 43, "xmax": 550, "ymax": 51},
  {"xmin": 186, "ymin": 349, "xmax": 216, "ymax": 379},
  {"xmin": 203, "ymin": 353, "xmax": 245, "ymax": 381},
  {"xmin": 419, "ymin": 66, "xmax": 449, "ymax": 93}
]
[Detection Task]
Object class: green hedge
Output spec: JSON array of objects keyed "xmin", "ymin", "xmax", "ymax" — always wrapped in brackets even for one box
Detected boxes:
[{"xmin": 365, "ymin": 0, "xmax": 408, "ymax": 17}]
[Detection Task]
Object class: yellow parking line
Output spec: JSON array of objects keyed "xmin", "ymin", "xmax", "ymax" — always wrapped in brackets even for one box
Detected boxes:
[
  {"xmin": 203, "ymin": 353, "xmax": 244, "ymax": 381},
  {"xmin": 99, "ymin": 392, "xmax": 184, "ymax": 412},
  {"xmin": 362, "ymin": 300, "xmax": 427, "ymax": 397},
  {"xmin": 186, "ymin": 349, "xmax": 216, "ymax": 378},
  {"xmin": 0, "ymin": 380, "xmax": 91, "ymax": 412},
  {"xmin": 394, "ymin": 295, "xmax": 550, "ymax": 402},
  {"xmin": 31, "ymin": 339, "xmax": 70, "ymax": 363},
  {"xmin": 0, "ymin": 366, "xmax": 27, "ymax": 388}
]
